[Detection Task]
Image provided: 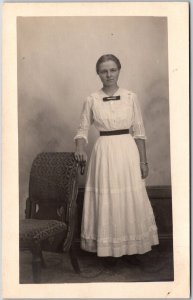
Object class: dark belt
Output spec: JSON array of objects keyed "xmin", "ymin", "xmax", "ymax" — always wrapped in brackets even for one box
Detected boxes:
[{"xmin": 100, "ymin": 129, "xmax": 130, "ymax": 136}]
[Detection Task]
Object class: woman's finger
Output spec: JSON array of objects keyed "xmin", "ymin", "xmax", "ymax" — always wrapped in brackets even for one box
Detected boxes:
[
  {"xmin": 74, "ymin": 153, "xmax": 79, "ymax": 161},
  {"xmin": 143, "ymin": 169, "xmax": 148, "ymax": 179},
  {"xmin": 141, "ymin": 168, "xmax": 146, "ymax": 179},
  {"xmin": 77, "ymin": 155, "xmax": 82, "ymax": 162}
]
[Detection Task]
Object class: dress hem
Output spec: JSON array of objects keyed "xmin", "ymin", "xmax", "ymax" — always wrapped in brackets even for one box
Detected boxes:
[{"xmin": 81, "ymin": 235, "xmax": 159, "ymax": 257}]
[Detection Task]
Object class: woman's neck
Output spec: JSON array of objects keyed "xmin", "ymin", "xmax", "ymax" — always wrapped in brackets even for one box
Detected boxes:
[{"xmin": 102, "ymin": 85, "xmax": 119, "ymax": 96}]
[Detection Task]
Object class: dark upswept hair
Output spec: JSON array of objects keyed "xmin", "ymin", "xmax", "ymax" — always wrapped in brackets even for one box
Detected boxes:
[{"xmin": 96, "ymin": 54, "xmax": 121, "ymax": 74}]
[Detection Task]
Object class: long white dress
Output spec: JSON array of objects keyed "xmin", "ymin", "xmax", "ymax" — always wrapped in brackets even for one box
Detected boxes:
[{"xmin": 74, "ymin": 88, "xmax": 159, "ymax": 257}]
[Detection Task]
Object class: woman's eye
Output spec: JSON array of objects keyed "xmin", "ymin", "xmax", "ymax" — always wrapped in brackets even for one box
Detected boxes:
[{"xmin": 99, "ymin": 69, "xmax": 117, "ymax": 75}]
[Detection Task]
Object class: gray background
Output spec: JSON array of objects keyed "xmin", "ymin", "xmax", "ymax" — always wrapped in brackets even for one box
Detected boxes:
[{"xmin": 17, "ymin": 16, "xmax": 170, "ymax": 218}]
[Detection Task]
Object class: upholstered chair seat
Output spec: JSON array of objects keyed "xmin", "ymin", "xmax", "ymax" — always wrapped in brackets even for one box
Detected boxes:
[{"xmin": 20, "ymin": 219, "xmax": 67, "ymax": 248}]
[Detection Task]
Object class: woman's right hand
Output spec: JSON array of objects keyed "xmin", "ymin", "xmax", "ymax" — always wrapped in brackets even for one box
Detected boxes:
[
  {"xmin": 74, "ymin": 150, "xmax": 87, "ymax": 175},
  {"xmin": 74, "ymin": 150, "xmax": 87, "ymax": 163},
  {"xmin": 74, "ymin": 138, "xmax": 87, "ymax": 174}
]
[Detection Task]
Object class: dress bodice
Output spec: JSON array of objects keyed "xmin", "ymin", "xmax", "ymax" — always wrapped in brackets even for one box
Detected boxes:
[{"xmin": 74, "ymin": 88, "xmax": 146, "ymax": 143}]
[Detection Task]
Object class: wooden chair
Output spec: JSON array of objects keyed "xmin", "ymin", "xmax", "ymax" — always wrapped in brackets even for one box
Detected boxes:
[{"xmin": 19, "ymin": 152, "xmax": 80, "ymax": 283}]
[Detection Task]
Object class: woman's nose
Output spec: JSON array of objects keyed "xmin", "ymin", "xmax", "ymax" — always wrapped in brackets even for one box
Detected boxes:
[{"xmin": 107, "ymin": 71, "xmax": 111, "ymax": 78}]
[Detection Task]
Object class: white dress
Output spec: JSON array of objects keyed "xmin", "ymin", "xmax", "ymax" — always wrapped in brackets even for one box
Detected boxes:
[{"xmin": 74, "ymin": 88, "xmax": 159, "ymax": 257}]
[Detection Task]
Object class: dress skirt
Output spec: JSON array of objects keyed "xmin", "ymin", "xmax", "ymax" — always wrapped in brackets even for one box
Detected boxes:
[{"xmin": 81, "ymin": 134, "xmax": 159, "ymax": 257}]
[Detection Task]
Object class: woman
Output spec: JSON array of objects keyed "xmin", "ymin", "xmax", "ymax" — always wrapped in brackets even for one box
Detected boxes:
[{"xmin": 74, "ymin": 54, "xmax": 159, "ymax": 258}]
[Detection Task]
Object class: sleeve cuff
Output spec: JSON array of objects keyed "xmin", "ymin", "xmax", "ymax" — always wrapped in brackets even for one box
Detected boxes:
[
  {"xmin": 133, "ymin": 135, "xmax": 147, "ymax": 140},
  {"xmin": 74, "ymin": 135, "xmax": 88, "ymax": 144}
]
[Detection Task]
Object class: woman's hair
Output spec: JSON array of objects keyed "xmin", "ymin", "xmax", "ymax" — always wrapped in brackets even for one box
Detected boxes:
[{"xmin": 96, "ymin": 54, "xmax": 121, "ymax": 74}]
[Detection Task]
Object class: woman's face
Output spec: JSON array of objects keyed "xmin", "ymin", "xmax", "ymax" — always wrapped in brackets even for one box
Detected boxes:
[{"xmin": 98, "ymin": 60, "xmax": 120, "ymax": 87}]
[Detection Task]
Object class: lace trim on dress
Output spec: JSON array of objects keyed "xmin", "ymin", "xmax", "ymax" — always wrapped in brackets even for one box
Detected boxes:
[
  {"xmin": 85, "ymin": 184, "xmax": 145, "ymax": 194},
  {"xmin": 81, "ymin": 224, "xmax": 158, "ymax": 243}
]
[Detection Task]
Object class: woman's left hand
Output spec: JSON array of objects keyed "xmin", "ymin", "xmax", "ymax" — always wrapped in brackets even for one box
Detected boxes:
[{"xmin": 140, "ymin": 163, "xmax": 149, "ymax": 179}]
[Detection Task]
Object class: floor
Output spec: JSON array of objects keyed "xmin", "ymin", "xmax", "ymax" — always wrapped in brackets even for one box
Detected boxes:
[{"xmin": 20, "ymin": 240, "xmax": 174, "ymax": 284}]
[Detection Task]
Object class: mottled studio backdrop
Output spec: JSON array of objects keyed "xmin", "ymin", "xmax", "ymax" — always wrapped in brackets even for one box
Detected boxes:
[{"xmin": 17, "ymin": 17, "xmax": 170, "ymax": 218}]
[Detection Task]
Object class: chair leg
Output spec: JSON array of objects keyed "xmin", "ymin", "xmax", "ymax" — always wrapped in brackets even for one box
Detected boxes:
[
  {"xmin": 31, "ymin": 243, "xmax": 42, "ymax": 283},
  {"xmin": 69, "ymin": 245, "xmax": 80, "ymax": 273}
]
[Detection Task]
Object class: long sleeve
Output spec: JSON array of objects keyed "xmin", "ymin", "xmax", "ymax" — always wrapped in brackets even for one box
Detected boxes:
[
  {"xmin": 74, "ymin": 96, "xmax": 94, "ymax": 144},
  {"xmin": 131, "ymin": 93, "xmax": 147, "ymax": 140}
]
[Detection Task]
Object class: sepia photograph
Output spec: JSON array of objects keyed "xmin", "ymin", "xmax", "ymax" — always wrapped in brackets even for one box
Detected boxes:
[
  {"xmin": 17, "ymin": 15, "xmax": 173, "ymax": 284},
  {"xmin": 2, "ymin": 2, "xmax": 189, "ymax": 298}
]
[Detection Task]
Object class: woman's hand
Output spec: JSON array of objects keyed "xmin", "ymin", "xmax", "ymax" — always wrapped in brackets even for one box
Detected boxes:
[
  {"xmin": 74, "ymin": 150, "xmax": 87, "ymax": 163},
  {"xmin": 140, "ymin": 163, "xmax": 149, "ymax": 179},
  {"xmin": 74, "ymin": 138, "xmax": 87, "ymax": 163},
  {"xmin": 74, "ymin": 138, "xmax": 87, "ymax": 174},
  {"xmin": 74, "ymin": 150, "xmax": 87, "ymax": 175}
]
